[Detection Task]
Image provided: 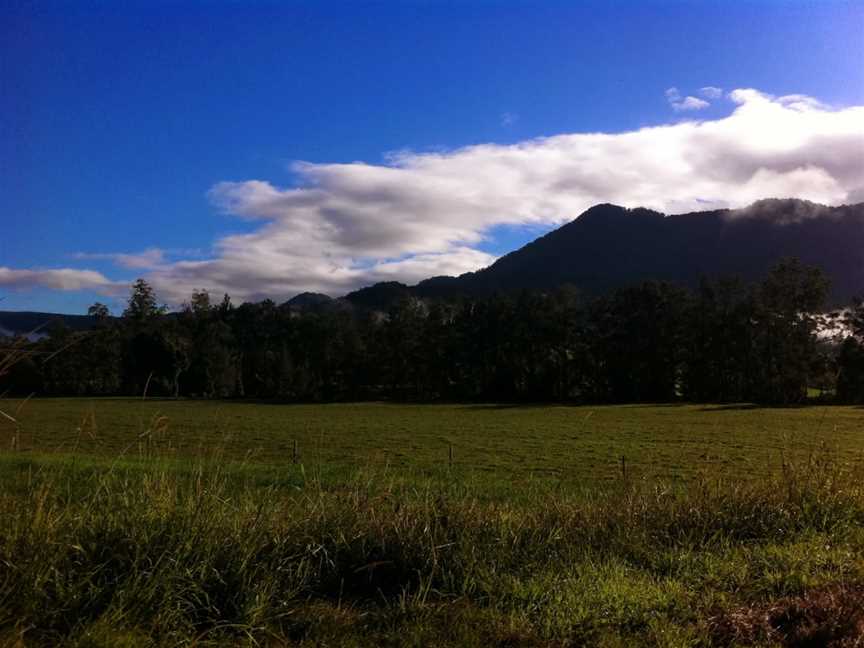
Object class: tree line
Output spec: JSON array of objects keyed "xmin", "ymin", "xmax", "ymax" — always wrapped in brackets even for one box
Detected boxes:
[{"xmin": 3, "ymin": 259, "xmax": 863, "ymax": 405}]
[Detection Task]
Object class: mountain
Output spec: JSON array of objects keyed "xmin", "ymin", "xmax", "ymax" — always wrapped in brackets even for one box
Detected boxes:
[
  {"xmin": 284, "ymin": 292, "xmax": 339, "ymax": 312},
  {"xmin": 0, "ymin": 311, "xmax": 98, "ymax": 339},
  {"xmin": 4, "ymin": 200, "xmax": 862, "ymax": 327},
  {"xmin": 342, "ymin": 282, "xmax": 413, "ymax": 311},
  {"xmin": 356, "ymin": 199, "xmax": 864, "ymax": 308}
]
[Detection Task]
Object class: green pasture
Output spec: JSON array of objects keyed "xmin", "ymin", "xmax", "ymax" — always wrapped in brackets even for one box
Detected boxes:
[
  {"xmin": 2, "ymin": 399, "xmax": 864, "ymax": 646},
  {"xmin": 1, "ymin": 398, "xmax": 863, "ymax": 489}
]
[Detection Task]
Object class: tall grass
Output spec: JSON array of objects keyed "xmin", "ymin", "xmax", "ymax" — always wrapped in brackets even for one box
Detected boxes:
[{"xmin": 1, "ymin": 452, "xmax": 863, "ymax": 646}]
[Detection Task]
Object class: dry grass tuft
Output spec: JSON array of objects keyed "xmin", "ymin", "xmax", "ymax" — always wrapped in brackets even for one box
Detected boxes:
[{"xmin": 708, "ymin": 582, "xmax": 864, "ymax": 647}]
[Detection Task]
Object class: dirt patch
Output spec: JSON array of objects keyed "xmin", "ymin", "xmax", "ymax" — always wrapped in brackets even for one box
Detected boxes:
[{"xmin": 708, "ymin": 582, "xmax": 864, "ymax": 647}]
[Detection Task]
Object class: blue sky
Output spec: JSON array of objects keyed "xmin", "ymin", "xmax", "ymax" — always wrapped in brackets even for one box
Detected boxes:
[{"xmin": 2, "ymin": 1, "xmax": 863, "ymax": 314}]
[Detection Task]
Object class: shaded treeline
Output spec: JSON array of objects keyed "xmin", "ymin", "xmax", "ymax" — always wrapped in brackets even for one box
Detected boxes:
[{"xmin": 3, "ymin": 259, "xmax": 863, "ymax": 404}]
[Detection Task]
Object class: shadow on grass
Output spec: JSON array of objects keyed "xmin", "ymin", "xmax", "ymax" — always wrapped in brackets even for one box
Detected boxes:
[
  {"xmin": 621, "ymin": 402, "xmax": 689, "ymax": 408},
  {"xmin": 698, "ymin": 402, "xmax": 841, "ymax": 411},
  {"xmin": 463, "ymin": 403, "xmax": 565, "ymax": 411},
  {"xmin": 698, "ymin": 403, "xmax": 763, "ymax": 412},
  {"xmin": 465, "ymin": 401, "xmax": 692, "ymax": 411}
]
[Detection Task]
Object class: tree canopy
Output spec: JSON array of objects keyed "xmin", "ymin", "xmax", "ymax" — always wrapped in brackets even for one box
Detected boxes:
[{"xmin": 2, "ymin": 262, "xmax": 862, "ymax": 405}]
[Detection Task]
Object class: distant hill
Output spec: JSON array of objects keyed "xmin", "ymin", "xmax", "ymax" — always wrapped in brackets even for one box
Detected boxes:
[
  {"xmin": 0, "ymin": 311, "xmax": 98, "ymax": 339},
  {"xmin": 343, "ymin": 282, "xmax": 413, "ymax": 311},
  {"xmin": 285, "ymin": 292, "xmax": 338, "ymax": 312},
  {"xmin": 350, "ymin": 199, "xmax": 864, "ymax": 308}
]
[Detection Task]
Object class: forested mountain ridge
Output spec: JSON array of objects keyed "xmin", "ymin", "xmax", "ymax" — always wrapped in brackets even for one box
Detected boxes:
[
  {"xmin": 0, "ymin": 311, "xmax": 96, "ymax": 339},
  {"xmin": 375, "ymin": 199, "xmax": 864, "ymax": 308},
  {"xmin": 2, "ymin": 199, "xmax": 862, "ymax": 334}
]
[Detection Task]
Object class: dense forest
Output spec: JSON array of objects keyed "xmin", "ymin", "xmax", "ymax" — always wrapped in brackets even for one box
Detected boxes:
[{"xmin": 2, "ymin": 258, "xmax": 863, "ymax": 405}]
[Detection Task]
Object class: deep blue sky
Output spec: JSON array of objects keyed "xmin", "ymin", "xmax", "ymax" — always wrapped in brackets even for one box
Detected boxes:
[{"xmin": 2, "ymin": 1, "xmax": 863, "ymax": 313}]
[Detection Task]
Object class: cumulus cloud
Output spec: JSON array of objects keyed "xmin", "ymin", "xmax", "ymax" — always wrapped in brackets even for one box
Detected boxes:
[
  {"xmin": 666, "ymin": 87, "xmax": 710, "ymax": 111},
  {"xmin": 9, "ymin": 88, "xmax": 864, "ymax": 305},
  {"xmin": 700, "ymin": 86, "xmax": 723, "ymax": 99},
  {"xmin": 676, "ymin": 96, "xmax": 710, "ymax": 111},
  {"xmin": 0, "ymin": 267, "xmax": 123, "ymax": 293}
]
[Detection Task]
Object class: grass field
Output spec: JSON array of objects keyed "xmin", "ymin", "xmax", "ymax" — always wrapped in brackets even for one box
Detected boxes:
[
  {"xmin": 1, "ymin": 399, "xmax": 864, "ymax": 646},
  {"xmin": 3, "ymin": 398, "xmax": 864, "ymax": 488}
]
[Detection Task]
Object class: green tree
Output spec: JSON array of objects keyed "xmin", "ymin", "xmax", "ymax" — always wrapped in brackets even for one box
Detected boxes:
[
  {"xmin": 123, "ymin": 279, "xmax": 165, "ymax": 321},
  {"xmin": 186, "ymin": 289, "xmax": 212, "ymax": 315},
  {"xmin": 837, "ymin": 297, "xmax": 864, "ymax": 403},
  {"xmin": 847, "ymin": 297, "xmax": 864, "ymax": 338},
  {"xmin": 682, "ymin": 277, "xmax": 750, "ymax": 402},
  {"xmin": 87, "ymin": 302, "xmax": 110, "ymax": 320},
  {"xmin": 747, "ymin": 259, "xmax": 829, "ymax": 404},
  {"xmin": 590, "ymin": 282, "xmax": 690, "ymax": 402}
]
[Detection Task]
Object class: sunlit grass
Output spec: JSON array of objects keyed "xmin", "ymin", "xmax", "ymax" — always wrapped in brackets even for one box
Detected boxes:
[
  {"xmin": 1, "ymin": 452, "xmax": 863, "ymax": 646},
  {"xmin": 1, "ymin": 399, "xmax": 864, "ymax": 645}
]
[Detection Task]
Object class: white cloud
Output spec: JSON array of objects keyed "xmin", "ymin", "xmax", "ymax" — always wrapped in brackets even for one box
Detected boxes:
[
  {"xmin": 675, "ymin": 96, "xmax": 710, "ymax": 111},
  {"xmin": 0, "ymin": 267, "xmax": 124, "ymax": 293},
  {"xmin": 700, "ymin": 86, "xmax": 723, "ymax": 99},
  {"xmin": 776, "ymin": 93, "xmax": 830, "ymax": 112},
  {"xmin": 666, "ymin": 87, "xmax": 710, "ymax": 111},
  {"xmin": 8, "ymin": 88, "xmax": 864, "ymax": 305}
]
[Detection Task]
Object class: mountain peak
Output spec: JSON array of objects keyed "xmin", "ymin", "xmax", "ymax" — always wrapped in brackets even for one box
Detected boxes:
[
  {"xmin": 407, "ymin": 199, "xmax": 864, "ymax": 307},
  {"xmin": 285, "ymin": 292, "xmax": 334, "ymax": 311},
  {"xmin": 575, "ymin": 203, "xmax": 665, "ymax": 226}
]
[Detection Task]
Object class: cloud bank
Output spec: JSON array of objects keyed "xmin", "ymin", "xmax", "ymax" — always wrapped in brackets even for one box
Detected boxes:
[{"xmin": 8, "ymin": 88, "xmax": 864, "ymax": 305}]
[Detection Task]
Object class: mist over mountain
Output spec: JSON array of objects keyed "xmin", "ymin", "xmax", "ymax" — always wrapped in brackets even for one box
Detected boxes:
[{"xmin": 347, "ymin": 199, "xmax": 864, "ymax": 309}]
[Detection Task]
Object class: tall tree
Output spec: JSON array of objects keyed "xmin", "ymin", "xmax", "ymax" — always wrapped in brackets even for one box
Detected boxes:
[
  {"xmin": 747, "ymin": 259, "xmax": 829, "ymax": 404},
  {"xmin": 682, "ymin": 277, "xmax": 750, "ymax": 402},
  {"xmin": 123, "ymin": 279, "xmax": 164, "ymax": 321},
  {"xmin": 87, "ymin": 302, "xmax": 110, "ymax": 320},
  {"xmin": 837, "ymin": 297, "xmax": 864, "ymax": 403},
  {"xmin": 590, "ymin": 281, "xmax": 690, "ymax": 402}
]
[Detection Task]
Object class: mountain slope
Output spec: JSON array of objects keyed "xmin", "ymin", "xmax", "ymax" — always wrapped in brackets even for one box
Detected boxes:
[
  {"xmin": 410, "ymin": 199, "xmax": 864, "ymax": 305},
  {"xmin": 0, "ymin": 311, "xmax": 97, "ymax": 338}
]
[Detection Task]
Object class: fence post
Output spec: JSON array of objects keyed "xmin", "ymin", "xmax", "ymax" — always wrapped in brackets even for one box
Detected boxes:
[
  {"xmin": 293, "ymin": 439, "xmax": 298, "ymax": 464},
  {"xmin": 449, "ymin": 443, "xmax": 453, "ymax": 469},
  {"xmin": 621, "ymin": 455, "xmax": 627, "ymax": 481}
]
